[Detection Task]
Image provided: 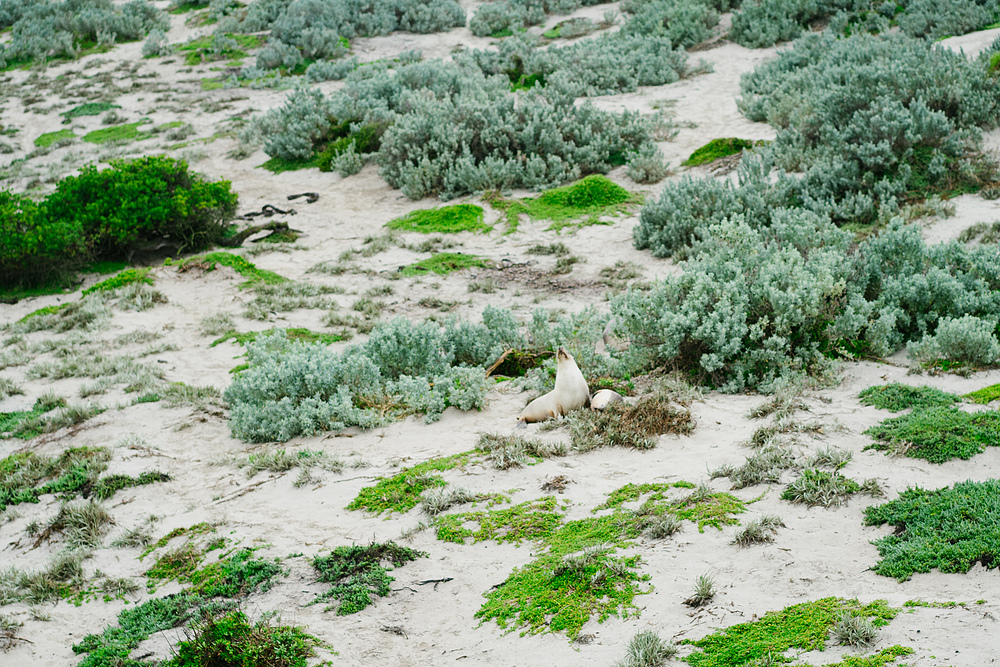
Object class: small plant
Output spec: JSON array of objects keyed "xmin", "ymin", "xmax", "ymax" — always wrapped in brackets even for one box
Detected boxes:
[
  {"xmin": 615, "ymin": 629, "xmax": 678, "ymax": 667},
  {"xmin": 310, "ymin": 542, "xmax": 427, "ymax": 614},
  {"xmin": 781, "ymin": 469, "xmax": 862, "ymax": 508},
  {"xmin": 476, "ymin": 432, "xmax": 566, "ymax": 470},
  {"xmin": 419, "ymin": 486, "xmax": 480, "ymax": 516},
  {"xmin": 831, "ymin": 612, "xmax": 879, "ymax": 647},
  {"xmin": 684, "ymin": 572, "xmax": 716, "ymax": 607},
  {"xmin": 806, "ymin": 445, "xmax": 851, "ymax": 470},
  {"xmin": 166, "ymin": 609, "xmax": 318, "ymax": 667},
  {"xmin": 731, "ymin": 514, "xmax": 785, "ymax": 547},
  {"xmin": 967, "ymin": 383, "xmax": 1000, "ymax": 404},
  {"xmin": 644, "ymin": 514, "xmax": 682, "ymax": 539}
]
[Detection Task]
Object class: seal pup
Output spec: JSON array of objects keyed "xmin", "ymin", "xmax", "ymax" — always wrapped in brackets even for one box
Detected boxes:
[
  {"xmin": 517, "ymin": 347, "xmax": 590, "ymax": 426},
  {"xmin": 590, "ymin": 388, "xmax": 624, "ymax": 411}
]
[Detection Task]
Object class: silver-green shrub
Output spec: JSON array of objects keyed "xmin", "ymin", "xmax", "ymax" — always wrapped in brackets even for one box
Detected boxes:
[
  {"xmin": 224, "ymin": 307, "xmax": 524, "ymax": 441},
  {"xmin": 907, "ymin": 315, "xmax": 1000, "ymax": 367},
  {"xmin": 620, "ymin": 0, "xmax": 718, "ymax": 48},
  {"xmin": 738, "ymin": 32, "xmax": 1000, "ymax": 226},
  {"xmin": 141, "ymin": 28, "xmax": 171, "ymax": 57},
  {"xmin": 305, "ymin": 57, "xmax": 357, "ymax": 81}
]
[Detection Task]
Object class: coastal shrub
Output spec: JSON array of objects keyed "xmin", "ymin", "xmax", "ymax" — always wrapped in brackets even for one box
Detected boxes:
[
  {"xmin": 468, "ymin": 32, "xmax": 691, "ymax": 97},
  {"xmin": 0, "ymin": 191, "xmax": 83, "ymax": 289},
  {"xmin": 222, "ymin": 0, "xmax": 465, "ymax": 40},
  {"xmin": 310, "ymin": 542, "xmax": 426, "ymax": 614},
  {"xmin": 41, "ymin": 156, "xmax": 238, "ymax": 259},
  {"xmin": 864, "ymin": 479, "xmax": 1000, "ymax": 580},
  {"xmin": 858, "ymin": 383, "xmax": 960, "ymax": 412},
  {"xmin": 738, "ymin": 32, "xmax": 1000, "ymax": 226},
  {"xmin": 619, "ymin": 0, "xmax": 718, "ymax": 48},
  {"xmin": 0, "ymin": 0, "xmax": 169, "ymax": 67},
  {"xmin": 224, "ymin": 308, "xmax": 522, "ymax": 441},
  {"xmin": 907, "ymin": 315, "xmax": 1000, "ymax": 367},
  {"xmin": 250, "ymin": 54, "xmax": 657, "ymax": 197},
  {"xmin": 142, "ymin": 28, "xmax": 172, "ymax": 57},
  {"xmin": 166, "ymin": 610, "xmax": 316, "ymax": 667}
]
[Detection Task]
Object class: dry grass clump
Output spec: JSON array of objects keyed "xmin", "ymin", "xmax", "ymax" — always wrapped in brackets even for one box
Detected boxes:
[
  {"xmin": 831, "ymin": 612, "xmax": 879, "ymax": 647},
  {"xmin": 419, "ymin": 486, "xmax": 481, "ymax": 516},
  {"xmin": 241, "ymin": 448, "xmax": 342, "ymax": 478},
  {"xmin": 614, "ymin": 629, "xmax": 678, "ymax": 667},
  {"xmin": 476, "ymin": 432, "xmax": 567, "ymax": 469},
  {"xmin": 731, "ymin": 514, "xmax": 785, "ymax": 547},
  {"xmin": 643, "ymin": 514, "xmax": 682, "ymax": 539},
  {"xmin": 684, "ymin": 572, "xmax": 716, "ymax": 607},
  {"xmin": 569, "ymin": 392, "xmax": 693, "ymax": 451},
  {"xmin": 33, "ymin": 500, "xmax": 114, "ymax": 549},
  {"xmin": 711, "ymin": 445, "xmax": 796, "ymax": 489}
]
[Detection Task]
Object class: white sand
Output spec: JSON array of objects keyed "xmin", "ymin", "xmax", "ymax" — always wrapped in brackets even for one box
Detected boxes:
[{"xmin": 2, "ymin": 5, "xmax": 1000, "ymax": 665}]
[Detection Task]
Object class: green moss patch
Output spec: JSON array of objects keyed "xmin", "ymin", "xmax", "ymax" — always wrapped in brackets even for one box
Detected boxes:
[
  {"xmin": 82, "ymin": 267, "xmax": 154, "ymax": 295},
  {"xmin": 168, "ymin": 252, "xmax": 287, "ymax": 287},
  {"xmin": 34, "ymin": 129, "xmax": 76, "ymax": 147},
  {"xmin": 863, "ymin": 406, "xmax": 1000, "ymax": 463},
  {"xmin": 681, "ymin": 137, "xmax": 762, "ymax": 167},
  {"xmin": 310, "ymin": 541, "xmax": 427, "ymax": 614},
  {"xmin": 864, "ymin": 479, "xmax": 1000, "ymax": 581},
  {"xmin": 386, "ymin": 204, "xmax": 489, "ymax": 234},
  {"xmin": 62, "ymin": 102, "xmax": 120, "ymax": 120},
  {"xmin": 211, "ymin": 327, "xmax": 345, "ymax": 348},
  {"xmin": 82, "ymin": 120, "xmax": 153, "ymax": 144},
  {"xmin": 400, "ymin": 252, "xmax": 486, "ymax": 277},
  {"xmin": 859, "ymin": 383, "xmax": 960, "ymax": 412},
  {"xmin": 489, "ymin": 175, "xmax": 639, "ymax": 233},
  {"xmin": 683, "ymin": 597, "xmax": 905, "ymax": 666},
  {"xmin": 966, "ymin": 382, "xmax": 1000, "ymax": 404},
  {"xmin": 346, "ymin": 452, "xmax": 473, "ymax": 515},
  {"xmin": 474, "ymin": 512, "xmax": 650, "ymax": 639},
  {"xmin": 455, "ymin": 482, "xmax": 748, "ymax": 639},
  {"xmin": 435, "ymin": 496, "xmax": 563, "ymax": 544}
]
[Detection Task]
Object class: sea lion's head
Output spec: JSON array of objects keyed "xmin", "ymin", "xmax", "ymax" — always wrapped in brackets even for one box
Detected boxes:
[{"xmin": 556, "ymin": 346, "xmax": 571, "ymax": 362}]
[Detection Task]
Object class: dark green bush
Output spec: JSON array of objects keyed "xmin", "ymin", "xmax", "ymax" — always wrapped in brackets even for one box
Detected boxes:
[
  {"xmin": 166, "ymin": 610, "xmax": 316, "ymax": 667},
  {"xmin": 858, "ymin": 383, "xmax": 961, "ymax": 412},
  {"xmin": 0, "ymin": 190, "xmax": 83, "ymax": 288},
  {"xmin": 42, "ymin": 156, "xmax": 237, "ymax": 259},
  {"xmin": 863, "ymin": 406, "xmax": 1000, "ymax": 463}
]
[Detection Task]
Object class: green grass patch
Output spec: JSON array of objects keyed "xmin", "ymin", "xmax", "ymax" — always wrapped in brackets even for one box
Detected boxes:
[
  {"xmin": 0, "ymin": 279, "xmax": 74, "ymax": 303},
  {"xmin": 62, "ymin": 102, "xmax": 120, "ymax": 120},
  {"xmin": 864, "ymin": 479, "xmax": 1000, "ymax": 581},
  {"xmin": 435, "ymin": 496, "xmax": 563, "ymax": 544},
  {"xmin": 863, "ymin": 406, "xmax": 1000, "ymax": 463},
  {"xmin": 34, "ymin": 129, "xmax": 75, "ymax": 148},
  {"xmin": 169, "ymin": 0, "xmax": 210, "ymax": 13},
  {"xmin": 309, "ymin": 541, "xmax": 427, "ymax": 614},
  {"xmin": 73, "ymin": 547, "xmax": 286, "ymax": 666},
  {"xmin": 166, "ymin": 609, "xmax": 316, "ymax": 667},
  {"xmin": 82, "ymin": 260, "xmax": 130, "ymax": 275},
  {"xmin": 400, "ymin": 252, "xmax": 486, "ymax": 277},
  {"xmin": 259, "ymin": 153, "xmax": 325, "ymax": 173},
  {"xmin": 82, "ymin": 121, "xmax": 153, "ymax": 144},
  {"xmin": 489, "ymin": 175, "xmax": 639, "ymax": 233},
  {"xmin": 966, "ymin": 383, "xmax": 1000, "ymax": 404},
  {"xmin": 91, "ymin": 471, "xmax": 171, "ymax": 501},
  {"xmin": 141, "ymin": 522, "xmax": 215, "ymax": 560},
  {"xmin": 200, "ymin": 78, "xmax": 224, "ymax": 90},
  {"xmin": 681, "ymin": 137, "xmax": 762, "ymax": 167},
  {"xmin": 596, "ymin": 482, "xmax": 747, "ymax": 532},
  {"xmin": 682, "ymin": 597, "xmax": 905, "ymax": 666},
  {"xmin": 82, "ymin": 268, "xmax": 154, "ymax": 295},
  {"xmin": 460, "ymin": 482, "xmax": 749, "ymax": 639},
  {"xmin": 858, "ymin": 383, "xmax": 961, "ymax": 412},
  {"xmin": 0, "ymin": 445, "xmax": 104, "ymax": 510},
  {"xmin": 346, "ymin": 452, "xmax": 473, "ymax": 516},
  {"xmin": 0, "ymin": 395, "xmax": 68, "ymax": 440},
  {"xmin": 211, "ymin": 327, "xmax": 345, "ymax": 348},
  {"xmin": 386, "ymin": 204, "xmax": 489, "ymax": 234},
  {"xmin": 168, "ymin": 252, "xmax": 287, "ymax": 287}
]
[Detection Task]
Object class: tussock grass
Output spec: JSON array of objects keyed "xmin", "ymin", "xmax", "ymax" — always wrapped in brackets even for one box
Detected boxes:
[
  {"xmin": 476, "ymin": 432, "xmax": 566, "ymax": 469},
  {"xmin": 36, "ymin": 500, "xmax": 114, "ymax": 549},
  {"xmin": 614, "ymin": 629, "xmax": 678, "ymax": 667},
  {"xmin": 419, "ymin": 486, "xmax": 481, "ymax": 516},
  {"xmin": 241, "ymin": 448, "xmax": 342, "ymax": 478},
  {"xmin": 781, "ymin": 469, "xmax": 878, "ymax": 508},
  {"xmin": 684, "ymin": 573, "xmax": 715, "ymax": 607},
  {"xmin": 832, "ymin": 612, "xmax": 879, "ymax": 647},
  {"xmin": 732, "ymin": 514, "xmax": 785, "ymax": 547},
  {"xmin": 569, "ymin": 391, "xmax": 693, "ymax": 451},
  {"xmin": 712, "ymin": 445, "xmax": 796, "ymax": 489}
]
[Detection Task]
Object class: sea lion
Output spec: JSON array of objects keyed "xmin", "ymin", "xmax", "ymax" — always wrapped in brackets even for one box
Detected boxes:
[
  {"xmin": 517, "ymin": 347, "xmax": 591, "ymax": 426},
  {"xmin": 590, "ymin": 389, "xmax": 624, "ymax": 411}
]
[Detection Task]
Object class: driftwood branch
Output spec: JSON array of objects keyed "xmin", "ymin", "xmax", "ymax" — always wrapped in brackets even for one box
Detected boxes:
[{"xmin": 218, "ymin": 221, "xmax": 294, "ymax": 247}]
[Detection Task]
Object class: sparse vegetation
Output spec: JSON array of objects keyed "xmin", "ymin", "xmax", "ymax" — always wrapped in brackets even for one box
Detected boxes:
[
  {"xmin": 310, "ymin": 542, "xmax": 427, "ymax": 614},
  {"xmin": 864, "ymin": 406, "xmax": 1000, "ymax": 463},
  {"xmin": 569, "ymin": 391, "xmax": 693, "ymax": 451},
  {"xmin": 386, "ymin": 205, "xmax": 489, "ymax": 234}
]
